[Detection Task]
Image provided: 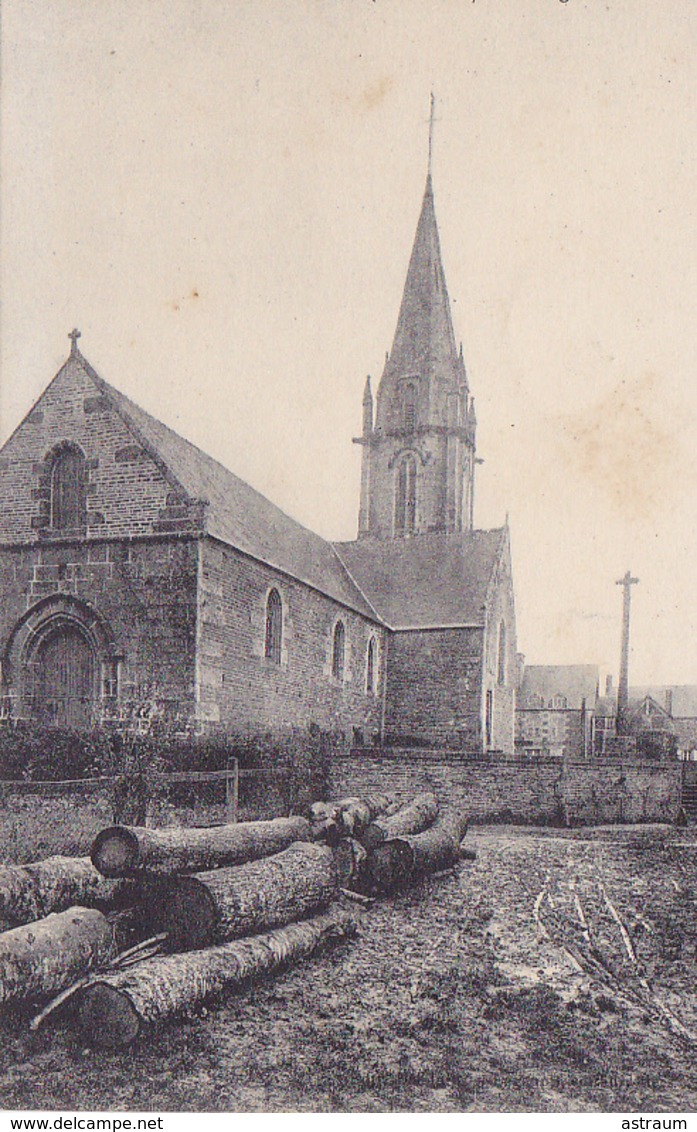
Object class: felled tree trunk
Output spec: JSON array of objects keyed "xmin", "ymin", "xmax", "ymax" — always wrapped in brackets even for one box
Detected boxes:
[
  {"xmin": 91, "ymin": 815, "xmax": 312, "ymax": 878},
  {"xmin": 361, "ymin": 792, "xmax": 439, "ymax": 850},
  {"xmin": 0, "ymin": 907, "xmax": 116, "ymax": 1005},
  {"xmin": 365, "ymin": 812, "xmax": 468, "ymax": 894},
  {"xmin": 76, "ymin": 906, "xmax": 356, "ymax": 1049},
  {"xmin": 0, "ymin": 856, "xmax": 132, "ymax": 928},
  {"xmin": 140, "ymin": 841, "xmax": 337, "ymax": 950}
]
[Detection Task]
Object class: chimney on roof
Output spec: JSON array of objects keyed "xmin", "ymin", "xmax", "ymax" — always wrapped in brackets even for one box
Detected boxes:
[
  {"xmin": 665, "ymin": 689, "xmax": 673, "ymax": 716},
  {"xmin": 606, "ymin": 674, "xmax": 613, "ymax": 697}
]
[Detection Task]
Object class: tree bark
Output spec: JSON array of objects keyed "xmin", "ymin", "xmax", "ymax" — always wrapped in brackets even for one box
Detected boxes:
[
  {"xmin": 361, "ymin": 793, "xmax": 439, "ymax": 850},
  {"xmin": 76, "ymin": 906, "xmax": 357, "ymax": 1049},
  {"xmin": 334, "ymin": 837, "xmax": 368, "ymax": 886},
  {"xmin": 91, "ymin": 815, "xmax": 312, "ymax": 878},
  {"xmin": 364, "ymin": 812, "xmax": 468, "ymax": 894},
  {"xmin": 0, "ymin": 856, "xmax": 132, "ymax": 928},
  {"xmin": 139, "ymin": 841, "xmax": 337, "ymax": 951},
  {"xmin": 0, "ymin": 907, "xmax": 116, "ymax": 1005}
]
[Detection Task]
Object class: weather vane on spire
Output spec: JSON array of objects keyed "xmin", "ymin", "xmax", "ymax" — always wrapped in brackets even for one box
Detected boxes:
[{"xmin": 428, "ymin": 90, "xmax": 437, "ymax": 178}]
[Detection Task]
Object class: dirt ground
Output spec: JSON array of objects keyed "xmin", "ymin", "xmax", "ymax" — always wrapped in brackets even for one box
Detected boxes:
[{"xmin": 2, "ymin": 822, "xmax": 697, "ymax": 1113}]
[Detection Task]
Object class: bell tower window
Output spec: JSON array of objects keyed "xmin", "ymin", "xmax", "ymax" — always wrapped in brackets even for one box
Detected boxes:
[
  {"xmin": 395, "ymin": 456, "xmax": 417, "ymax": 536},
  {"xmin": 403, "ymin": 383, "xmax": 416, "ymax": 433}
]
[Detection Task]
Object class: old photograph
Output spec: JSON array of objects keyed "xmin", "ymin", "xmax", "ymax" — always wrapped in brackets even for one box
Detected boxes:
[{"xmin": 0, "ymin": 0, "xmax": 696, "ymax": 1116}]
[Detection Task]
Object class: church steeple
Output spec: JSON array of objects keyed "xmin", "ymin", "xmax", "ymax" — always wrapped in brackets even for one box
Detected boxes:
[
  {"xmin": 355, "ymin": 156, "xmax": 477, "ymax": 540},
  {"xmin": 376, "ymin": 174, "xmax": 464, "ymax": 407}
]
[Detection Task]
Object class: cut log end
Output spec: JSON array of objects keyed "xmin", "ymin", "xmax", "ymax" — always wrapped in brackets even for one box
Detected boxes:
[
  {"xmin": 367, "ymin": 840, "xmax": 413, "ymax": 894},
  {"xmin": 92, "ymin": 827, "xmax": 141, "ymax": 878},
  {"xmin": 77, "ymin": 983, "xmax": 141, "ymax": 1049},
  {"xmin": 143, "ymin": 876, "xmax": 218, "ymax": 951}
]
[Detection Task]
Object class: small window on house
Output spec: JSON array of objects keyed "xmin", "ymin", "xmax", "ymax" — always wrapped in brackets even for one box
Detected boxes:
[
  {"xmin": 265, "ymin": 589, "xmax": 283, "ymax": 664},
  {"xmin": 366, "ymin": 637, "xmax": 376, "ymax": 695},
  {"xmin": 51, "ymin": 446, "xmax": 86, "ymax": 529},
  {"xmin": 332, "ymin": 620, "xmax": 346, "ymax": 681},
  {"xmin": 395, "ymin": 456, "xmax": 417, "ymax": 535},
  {"xmin": 550, "ymin": 694, "xmax": 568, "ymax": 710},
  {"xmin": 497, "ymin": 622, "xmax": 507, "ymax": 686}
]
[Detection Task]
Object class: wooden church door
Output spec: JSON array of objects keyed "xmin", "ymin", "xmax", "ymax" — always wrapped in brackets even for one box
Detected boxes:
[{"xmin": 35, "ymin": 625, "xmax": 96, "ymax": 728}]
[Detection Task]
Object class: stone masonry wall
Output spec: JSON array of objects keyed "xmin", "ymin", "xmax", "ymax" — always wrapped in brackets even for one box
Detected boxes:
[
  {"xmin": 384, "ymin": 628, "xmax": 484, "ymax": 749},
  {"xmin": 0, "ymin": 538, "xmax": 198, "ymax": 723},
  {"xmin": 198, "ymin": 538, "xmax": 386, "ymax": 738},
  {"xmin": 329, "ymin": 749, "xmax": 683, "ymax": 826}
]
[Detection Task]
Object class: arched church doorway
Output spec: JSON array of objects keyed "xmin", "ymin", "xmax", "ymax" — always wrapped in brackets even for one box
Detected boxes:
[
  {"xmin": 34, "ymin": 622, "xmax": 97, "ymax": 728},
  {"xmin": 1, "ymin": 595, "xmax": 120, "ymax": 729}
]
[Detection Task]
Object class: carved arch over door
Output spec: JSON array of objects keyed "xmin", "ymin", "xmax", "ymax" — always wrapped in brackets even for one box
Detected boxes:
[{"xmin": 1, "ymin": 595, "xmax": 122, "ymax": 727}]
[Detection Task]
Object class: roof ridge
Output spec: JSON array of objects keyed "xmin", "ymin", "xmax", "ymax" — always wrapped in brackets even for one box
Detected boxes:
[
  {"xmin": 68, "ymin": 349, "xmax": 378, "ymax": 619},
  {"xmin": 76, "ymin": 351, "xmax": 199, "ymax": 506}
]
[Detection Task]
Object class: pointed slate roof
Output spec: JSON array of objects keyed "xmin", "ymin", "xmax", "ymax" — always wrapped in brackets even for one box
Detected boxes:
[
  {"xmin": 73, "ymin": 352, "xmax": 379, "ymax": 621},
  {"xmin": 382, "ymin": 175, "xmax": 463, "ymax": 390},
  {"xmin": 333, "ymin": 528, "xmax": 505, "ymax": 630}
]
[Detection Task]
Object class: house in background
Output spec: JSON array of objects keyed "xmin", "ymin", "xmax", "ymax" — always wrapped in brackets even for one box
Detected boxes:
[
  {"xmin": 629, "ymin": 686, "xmax": 697, "ymax": 757},
  {"xmin": 0, "ymin": 169, "xmax": 518, "ymax": 752},
  {"xmin": 515, "ymin": 664, "xmax": 599, "ymax": 758}
]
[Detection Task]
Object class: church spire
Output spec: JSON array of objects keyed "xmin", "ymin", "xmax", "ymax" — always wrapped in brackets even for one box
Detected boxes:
[
  {"xmin": 355, "ymin": 114, "xmax": 477, "ymax": 540},
  {"xmin": 379, "ymin": 172, "xmax": 462, "ymax": 396}
]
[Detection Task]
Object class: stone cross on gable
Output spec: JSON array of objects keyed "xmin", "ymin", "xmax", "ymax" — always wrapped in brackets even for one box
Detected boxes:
[{"xmin": 68, "ymin": 328, "xmax": 81, "ymax": 354}]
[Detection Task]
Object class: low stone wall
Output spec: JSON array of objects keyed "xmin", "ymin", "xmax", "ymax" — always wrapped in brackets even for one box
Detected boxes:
[{"xmin": 329, "ymin": 749, "xmax": 683, "ymax": 826}]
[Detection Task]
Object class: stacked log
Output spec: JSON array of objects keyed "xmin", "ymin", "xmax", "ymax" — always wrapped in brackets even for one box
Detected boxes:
[
  {"xmin": 365, "ymin": 812, "xmax": 469, "ymax": 894},
  {"xmin": 76, "ymin": 906, "xmax": 357, "ymax": 1049},
  {"xmin": 139, "ymin": 841, "xmax": 338, "ymax": 950},
  {"xmin": 0, "ymin": 856, "xmax": 132, "ymax": 928},
  {"xmin": 0, "ymin": 907, "xmax": 116, "ymax": 1005},
  {"xmin": 91, "ymin": 815, "xmax": 312, "ymax": 878},
  {"xmin": 0, "ymin": 788, "xmax": 465, "ymax": 1043},
  {"xmin": 360, "ymin": 792, "xmax": 440, "ymax": 850},
  {"xmin": 307, "ymin": 795, "xmax": 398, "ymax": 846}
]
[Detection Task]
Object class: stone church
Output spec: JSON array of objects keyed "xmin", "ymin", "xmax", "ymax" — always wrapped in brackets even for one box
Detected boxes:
[{"xmin": 0, "ymin": 173, "xmax": 518, "ymax": 753}]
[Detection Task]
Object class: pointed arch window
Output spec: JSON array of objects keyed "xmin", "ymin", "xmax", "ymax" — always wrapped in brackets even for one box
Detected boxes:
[
  {"xmin": 497, "ymin": 621, "xmax": 507, "ymax": 686},
  {"xmin": 395, "ymin": 456, "xmax": 417, "ymax": 536},
  {"xmin": 264, "ymin": 588, "xmax": 283, "ymax": 664},
  {"xmin": 366, "ymin": 636, "xmax": 377, "ymax": 696},
  {"xmin": 332, "ymin": 620, "xmax": 346, "ymax": 681},
  {"xmin": 51, "ymin": 446, "xmax": 87, "ymax": 529},
  {"xmin": 403, "ymin": 383, "xmax": 416, "ymax": 433}
]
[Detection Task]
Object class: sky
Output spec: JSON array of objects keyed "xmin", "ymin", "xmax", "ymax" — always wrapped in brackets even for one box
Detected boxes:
[{"xmin": 1, "ymin": 0, "xmax": 696, "ymax": 685}]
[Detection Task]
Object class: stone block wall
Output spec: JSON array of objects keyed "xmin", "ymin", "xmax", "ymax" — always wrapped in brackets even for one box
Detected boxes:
[
  {"xmin": 329, "ymin": 749, "xmax": 682, "ymax": 826},
  {"xmin": 198, "ymin": 537, "xmax": 385, "ymax": 738},
  {"xmin": 384, "ymin": 628, "xmax": 484, "ymax": 749},
  {"xmin": 0, "ymin": 537, "xmax": 198, "ymax": 724}
]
